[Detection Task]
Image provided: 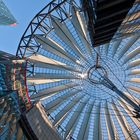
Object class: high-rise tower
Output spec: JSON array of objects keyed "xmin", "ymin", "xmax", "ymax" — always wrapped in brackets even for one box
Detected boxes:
[{"xmin": 0, "ymin": 0, "xmax": 16, "ymax": 26}]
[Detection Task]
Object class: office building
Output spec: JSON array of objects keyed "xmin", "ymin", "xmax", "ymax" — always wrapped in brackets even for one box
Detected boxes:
[{"xmin": 0, "ymin": 0, "xmax": 16, "ymax": 25}]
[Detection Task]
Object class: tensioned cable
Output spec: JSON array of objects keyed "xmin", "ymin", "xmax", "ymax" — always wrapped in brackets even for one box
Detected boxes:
[
  {"xmin": 58, "ymin": 4, "xmax": 140, "ymax": 106},
  {"xmin": 38, "ymin": 77, "xmax": 135, "ymax": 116},
  {"xmin": 28, "ymin": 54, "xmax": 135, "ymax": 115},
  {"xmin": 92, "ymin": 33, "xmax": 140, "ymax": 106},
  {"xmin": 27, "ymin": 42, "xmax": 137, "ymax": 115},
  {"xmin": 126, "ymin": 126, "xmax": 140, "ymax": 140},
  {"xmin": 47, "ymin": 102, "xmax": 139, "ymax": 138},
  {"xmin": 33, "ymin": 32, "xmax": 138, "ymax": 110},
  {"xmin": 34, "ymin": 5, "xmax": 135, "ymax": 108},
  {"xmin": 94, "ymin": 46, "xmax": 140, "ymax": 107},
  {"xmin": 27, "ymin": 52, "xmax": 138, "ymax": 122},
  {"xmin": 80, "ymin": 31, "xmax": 140, "ymax": 106},
  {"xmin": 94, "ymin": 67, "xmax": 137, "ymax": 109},
  {"xmin": 30, "ymin": 49, "xmax": 136, "ymax": 112}
]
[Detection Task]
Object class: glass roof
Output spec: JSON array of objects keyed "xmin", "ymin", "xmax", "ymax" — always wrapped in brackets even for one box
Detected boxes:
[{"xmin": 17, "ymin": 0, "xmax": 140, "ymax": 139}]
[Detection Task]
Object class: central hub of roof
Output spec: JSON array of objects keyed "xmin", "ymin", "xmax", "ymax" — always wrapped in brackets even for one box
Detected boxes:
[{"xmin": 87, "ymin": 65, "xmax": 107, "ymax": 84}]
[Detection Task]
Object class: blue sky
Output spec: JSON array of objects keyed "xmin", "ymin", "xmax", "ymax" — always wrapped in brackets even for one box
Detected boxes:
[{"xmin": 0, "ymin": 0, "xmax": 49, "ymax": 55}]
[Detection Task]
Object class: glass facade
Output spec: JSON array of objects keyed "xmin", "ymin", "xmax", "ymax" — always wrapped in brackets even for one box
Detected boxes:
[
  {"xmin": 0, "ymin": 91, "xmax": 21, "ymax": 139},
  {"xmin": 0, "ymin": 51, "xmax": 30, "ymax": 140},
  {"xmin": 0, "ymin": 0, "xmax": 16, "ymax": 25},
  {"xmin": 0, "ymin": 51, "xmax": 31, "ymax": 111}
]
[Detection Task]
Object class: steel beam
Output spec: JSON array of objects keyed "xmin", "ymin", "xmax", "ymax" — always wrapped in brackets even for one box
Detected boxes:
[
  {"xmin": 113, "ymin": 87, "xmax": 140, "ymax": 111},
  {"xmin": 29, "ymin": 54, "xmax": 66, "ymax": 66},
  {"xmin": 28, "ymin": 73, "xmax": 78, "ymax": 80},
  {"xmin": 50, "ymin": 16, "xmax": 88, "ymax": 62},
  {"xmin": 45, "ymin": 89, "xmax": 81, "ymax": 111},
  {"xmin": 34, "ymin": 35, "xmax": 80, "ymax": 64},
  {"xmin": 64, "ymin": 97, "xmax": 89, "ymax": 139},
  {"xmin": 0, "ymin": 110, "xmax": 9, "ymax": 123},
  {"xmin": 71, "ymin": 6, "xmax": 88, "ymax": 40},
  {"xmin": 128, "ymin": 78, "xmax": 140, "ymax": 83},
  {"xmin": 119, "ymin": 99, "xmax": 140, "ymax": 132},
  {"xmin": 128, "ymin": 86, "xmax": 140, "ymax": 94},
  {"xmin": 53, "ymin": 92, "xmax": 84, "ymax": 126},
  {"xmin": 122, "ymin": 91, "xmax": 140, "ymax": 104},
  {"xmin": 101, "ymin": 76, "xmax": 140, "ymax": 111},
  {"xmin": 118, "ymin": 35, "xmax": 139, "ymax": 60},
  {"xmin": 16, "ymin": 125, "xmax": 23, "ymax": 140},
  {"xmin": 128, "ymin": 69, "xmax": 140, "ymax": 75},
  {"xmin": 29, "ymin": 59, "xmax": 81, "ymax": 73},
  {"xmin": 123, "ymin": 45, "xmax": 140, "ymax": 64},
  {"xmin": 112, "ymin": 39, "xmax": 122, "ymax": 57},
  {"xmin": 28, "ymin": 79, "xmax": 63, "ymax": 85},
  {"xmin": 0, "ymin": 100, "xmax": 7, "ymax": 110},
  {"xmin": 71, "ymin": 5, "xmax": 93, "ymax": 58},
  {"xmin": 30, "ymin": 82, "xmax": 78, "ymax": 100},
  {"xmin": 123, "ymin": 10, "xmax": 140, "ymax": 23},
  {"xmin": 127, "ymin": 59, "xmax": 140, "ymax": 69}
]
